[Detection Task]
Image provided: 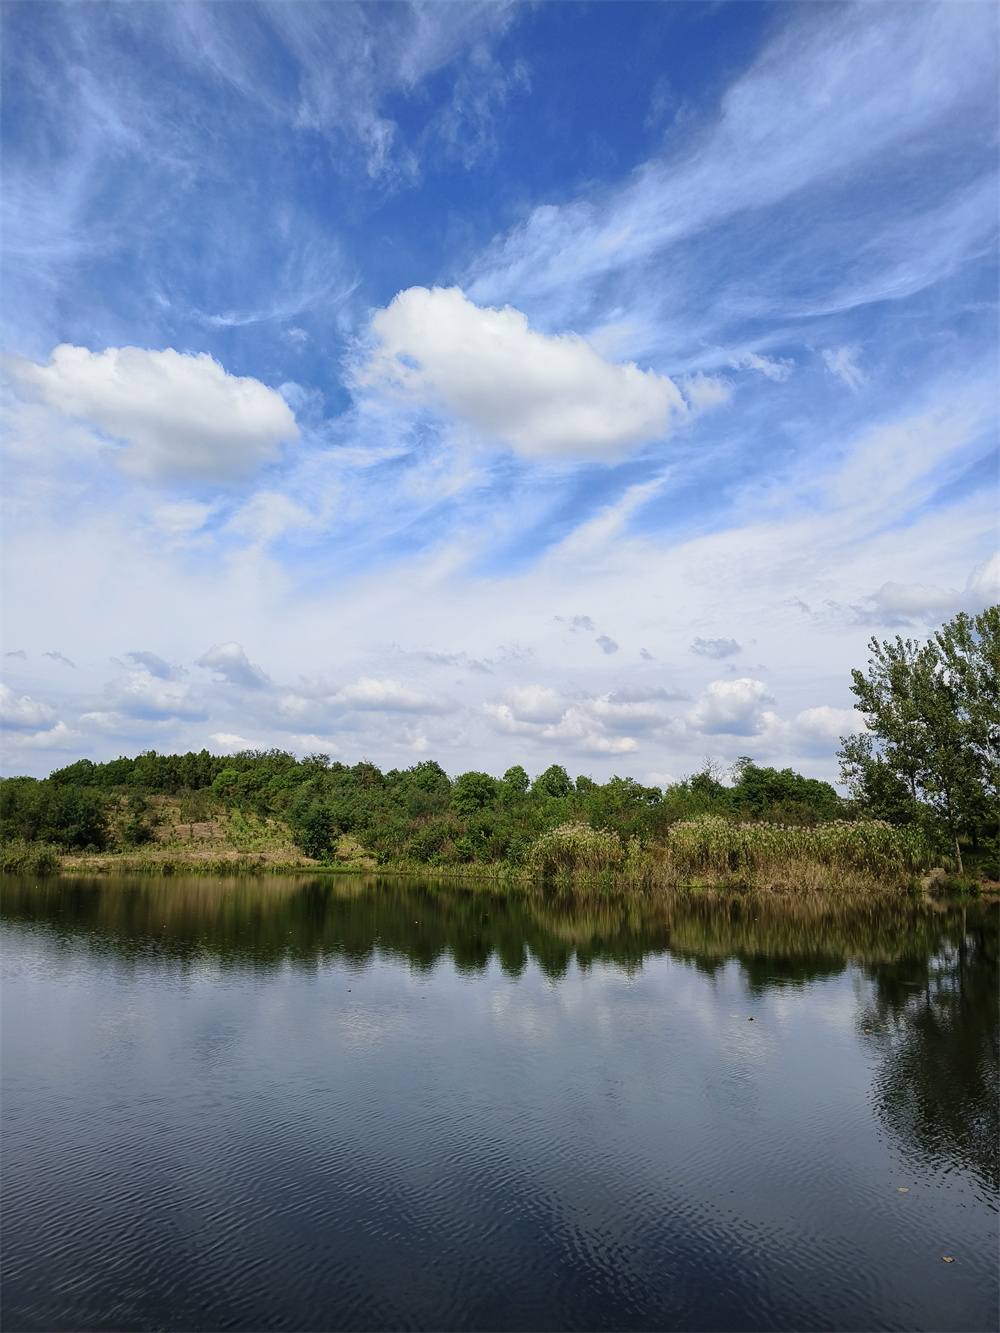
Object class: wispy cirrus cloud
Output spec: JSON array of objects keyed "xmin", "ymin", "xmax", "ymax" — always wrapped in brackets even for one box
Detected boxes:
[
  {"xmin": 467, "ymin": 3, "xmax": 996, "ymax": 313},
  {"xmin": 1, "ymin": 2, "xmax": 995, "ymax": 788}
]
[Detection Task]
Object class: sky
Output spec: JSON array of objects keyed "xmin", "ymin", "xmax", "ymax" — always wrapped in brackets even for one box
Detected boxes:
[{"xmin": 1, "ymin": 0, "xmax": 997, "ymax": 785}]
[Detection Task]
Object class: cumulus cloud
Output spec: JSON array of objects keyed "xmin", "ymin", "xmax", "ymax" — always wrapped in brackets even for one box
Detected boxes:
[
  {"xmin": 492, "ymin": 685, "xmax": 565, "ymax": 723},
  {"xmin": 43, "ymin": 650, "xmax": 76, "ymax": 668},
  {"xmin": 241, "ymin": 675, "xmax": 455, "ymax": 734},
  {"xmin": 101, "ymin": 667, "xmax": 206, "ymax": 722},
  {"xmin": 0, "ymin": 682, "xmax": 58, "ymax": 731},
  {"xmin": 4, "ymin": 720, "xmax": 82, "ymax": 751},
  {"xmin": 596, "ymin": 635, "xmax": 619, "ymax": 654},
  {"xmin": 859, "ymin": 551, "xmax": 999, "ymax": 625},
  {"xmin": 685, "ymin": 678, "xmax": 776, "ymax": 737},
  {"xmin": 359, "ymin": 285, "xmax": 688, "ymax": 459},
  {"xmin": 690, "ymin": 636, "xmax": 741, "ymax": 659},
  {"xmin": 786, "ymin": 705, "xmax": 864, "ymax": 754},
  {"xmin": 209, "ymin": 732, "xmax": 255, "ymax": 751},
  {"xmin": 124, "ymin": 651, "xmax": 183, "ymax": 681},
  {"xmin": 12, "ymin": 345, "xmax": 299, "ymax": 483},
  {"xmin": 483, "ymin": 683, "xmax": 670, "ymax": 754},
  {"xmin": 196, "ymin": 642, "xmax": 272, "ymax": 690}
]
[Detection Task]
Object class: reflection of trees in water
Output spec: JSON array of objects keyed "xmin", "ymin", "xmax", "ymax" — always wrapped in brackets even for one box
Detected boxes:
[
  {"xmin": 3, "ymin": 875, "xmax": 990, "ymax": 983},
  {"xmin": 5, "ymin": 875, "xmax": 997, "ymax": 1190},
  {"xmin": 2, "ymin": 875, "xmax": 994, "ymax": 982},
  {"xmin": 864, "ymin": 912, "xmax": 999, "ymax": 1194}
]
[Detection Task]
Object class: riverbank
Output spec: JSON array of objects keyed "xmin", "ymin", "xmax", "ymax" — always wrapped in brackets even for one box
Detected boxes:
[{"xmin": 3, "ymin": 830, "xmax": 992, "ymax": 899}]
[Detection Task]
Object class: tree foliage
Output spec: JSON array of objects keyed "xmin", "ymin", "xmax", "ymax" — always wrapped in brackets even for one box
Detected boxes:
[{"xmin": 839, "ymin": 606, "xmax": 999, "ymax": 869}]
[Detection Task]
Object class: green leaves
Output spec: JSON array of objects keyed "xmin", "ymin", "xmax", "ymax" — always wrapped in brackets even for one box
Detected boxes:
[{"xmin": 839, "ymin": 606, "xmax": 999, "ymax": 869}]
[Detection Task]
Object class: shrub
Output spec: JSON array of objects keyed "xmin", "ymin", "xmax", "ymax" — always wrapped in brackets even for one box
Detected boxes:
[
  {"xmin": 293, "ymin": 803, "xmax": 335, "ymax": 859},
  {"xmin": 0, "ymin": 840, "xmax": 61, "ymax": 875},
  {"xmin": 453, "ymin": 836, "xmax": 476, "ymax": 863}
]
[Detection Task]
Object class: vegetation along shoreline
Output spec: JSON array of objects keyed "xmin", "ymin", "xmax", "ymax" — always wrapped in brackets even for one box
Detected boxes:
[{"xmin": 2, "ymin": 610, "xmax": 996, "ymax": 896}]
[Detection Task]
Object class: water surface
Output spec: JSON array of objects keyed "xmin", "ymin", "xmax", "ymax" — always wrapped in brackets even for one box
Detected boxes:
[{"xmin": 2, "ymin": 876, "xmax": 996, "ymax": 1331}]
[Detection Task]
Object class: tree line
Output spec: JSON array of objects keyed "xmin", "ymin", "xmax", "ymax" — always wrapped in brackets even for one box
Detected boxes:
[{"xmin": 1, "ymin": 607, "xmax": 995, "ymax": 876}]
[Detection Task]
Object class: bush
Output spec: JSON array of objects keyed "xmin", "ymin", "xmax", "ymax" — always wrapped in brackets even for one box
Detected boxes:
[
  {"xmin": 0, "ymin": 840, "xmax": 61, "ymax": 875},
  {"xmin": 453, "ymin": 836, "xmax": 476, "ymax": 863},
  {"xmin": 293, "ymin": 803, "xmax": 335, "ymax": 859}
]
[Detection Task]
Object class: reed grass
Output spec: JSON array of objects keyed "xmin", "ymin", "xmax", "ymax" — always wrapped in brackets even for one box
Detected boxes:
[
  {"xmin": 530, "ymin": 822, "xmax": 626, "ymax": 877},
  {"xmin": 662, "ymin": 816, "xmax": 932, "ymax": 886}
]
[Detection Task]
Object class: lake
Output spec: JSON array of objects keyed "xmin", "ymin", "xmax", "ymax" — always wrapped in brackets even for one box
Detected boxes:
[{"xmin": 1, "ymin": 875, "xmax": 996, "ymax": 1332}]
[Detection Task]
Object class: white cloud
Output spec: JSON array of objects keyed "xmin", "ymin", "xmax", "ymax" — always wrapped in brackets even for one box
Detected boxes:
[
  {"xmin": 359, "ymin": 285, "xmax": 688, "ymax": 459},
  {"xmin": 786, "ymin": 705, "xmax": 864, "ymax": 754},
  {"xmin": 484, "ymin": 684, "xmax": 667, "ymax": 754},
  {"xmin": 4, "ymin": 720, "xmax": 82, "ymax": 751},
  {"xmin": 209, "ymin": 732, "xmax": 255, "ymax": 752},
  {"xmin": 690, "ymin": 636, "xmax": 741, "ymax": 659},
  {"xmin": 196, "ymin": 642, "xmax": 272, "ymax": 690},
  {"xmin": 77, "ymin": 711, "xmax": 174, "ymax": 737},
  {"xmin": 731, "ymin": 351, "xmax": 794, "ymax": 382},
  {"xmin": 494, "ymin": 685, "xmax": 565, "ymax": 723},
  {"xmin": 0, "ymin": 682, "xmax": 58, "ymax": 731},
  {"xmin": 332, "ymin": 677, "xmax": 451, "ymax": 714},
  {"xmin": 123, "ymin": 651, "xmax": 183, "ymax": 681},
  {"xmin": 101, "ymin": 667, "xmax": 206, "ymax": 721},
  {"xmin": 226, "ymin": 491, "xmax": 317, "ymax": 545},
  {"xmin": 680, "ymin": 373, "xmax": 732, "ymax": 411},
  {"xmin": 823, "ymin": 346, "xmax": 866, "ymax": 392},
  {"xmin": 540, "ymin": 709, "xmax": 640, "ymax": 756},
  {"xmin": 468, "ymin": 4, "xmax": 995, "ymax": 307},
  {"xmin": 860, "ymin": 550, "xmax": 999, "ymax": 625},
  {"xmin": 12, "ymin": 345, "xmax": 299, "ymax": 483},
  {"xmin": 151, "ymin": 502, "xmax": 214, "ymax": 534},
  {"xmin": 685, "ymin": 678, "xmax": 776, "ymax": 737}
]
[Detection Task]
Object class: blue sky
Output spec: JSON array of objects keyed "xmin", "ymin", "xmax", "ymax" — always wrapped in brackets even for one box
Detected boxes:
[{"xmin": 2, "ymin": 0, "xmax": 997, "ymax": 782}]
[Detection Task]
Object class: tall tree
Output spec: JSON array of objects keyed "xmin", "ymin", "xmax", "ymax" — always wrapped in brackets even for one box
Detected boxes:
[{"xmin": 839, "ymin": 606, "xmax": 999, "ymax": 871}]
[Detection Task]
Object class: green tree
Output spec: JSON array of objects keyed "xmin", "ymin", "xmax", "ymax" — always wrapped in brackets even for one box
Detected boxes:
[
  {"xmin": 294, "ymin": 803, "xmax": 335, "ymax": 860},
  {"xmin": 450, "ymin": 771, "xmax": 499, "ymax": 816},
  {"xmin": 532, "ymin": 765, "xmax": 573, "ymax": 798},
  {"xmin": 839, "ymin": 606, "xmax": 999, "ymax": 871}
]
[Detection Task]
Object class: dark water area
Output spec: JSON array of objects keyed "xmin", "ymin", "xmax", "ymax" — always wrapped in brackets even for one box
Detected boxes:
[{"xmin": 2, "ymin": 876, "xmax": 997, "ymax": 1333}]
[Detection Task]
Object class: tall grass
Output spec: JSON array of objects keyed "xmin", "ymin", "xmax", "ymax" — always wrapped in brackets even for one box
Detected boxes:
[
  {"xmin": 0, "ymin": 839, "xmax": 61, "ymax": 875},
  {"xmin": 530, "ymin": 822, "xmax": 626, "ymax": 877},
  {"xmin": 664, "ymin": 816, "xmax": 932, "ymax": 885}
]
